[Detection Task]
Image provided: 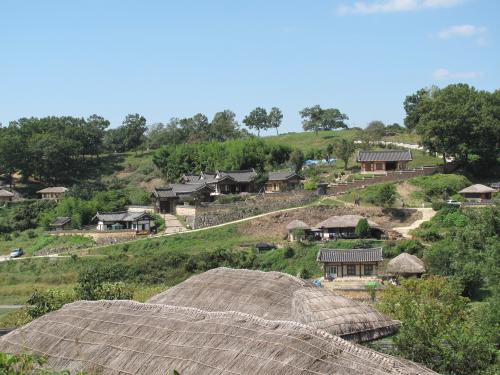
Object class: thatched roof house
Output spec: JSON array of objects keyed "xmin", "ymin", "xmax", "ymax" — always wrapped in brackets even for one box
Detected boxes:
[
  {"xmin": 459, "ymin": 184, "xmax": 496, "ymax": 202},
  {"xmin": 0, "ymin": 300, "xmax": 437, "ymax": 375},
  {"xmin": 286, "ymin": 219, "xmax": 309, "ymax": 231},
  {"xmin": 36, "ymin": 186, "xmax": 68, "ymax": 200},
  {"xmin": 386, "ymin": 253, "xmax": 426, "ymax": 276},
  {"xmin": 147, "ymin": 267, "xmax": 400, "ymax": 342},
  {"xmin": 0, "ymin": 189, "xmax": 14, "ymax": 202}
]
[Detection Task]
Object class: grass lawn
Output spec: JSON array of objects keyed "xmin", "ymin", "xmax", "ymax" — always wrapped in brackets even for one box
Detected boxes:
[{"xmin": 382, "ymin": 133, "xmax": 421, "ymax": 144}]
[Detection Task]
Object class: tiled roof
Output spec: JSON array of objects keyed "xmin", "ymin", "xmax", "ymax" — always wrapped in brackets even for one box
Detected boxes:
[
  {"xmin": 315, "ymin": 215, "xmax": 381, "ymax": 229},
  {"xmin": 152, "ymin": 183, "xmax": 214, "ymax": 198},
  {"xmin": 94, "ymin": 211, "xmax": 151, "ymax": 223},
  {"xmin": 268, "ymin": 171, "xmax": 302, "ymax": 181},
  {"xmin": 50, "ymin": 217, "xmax": 71, "ymax": 226},
  {"xmin": 357, "ymin": 150, "xmax": 412, "ymax": 162},
  {"xmin": 317, "ymin": 248, "xmax": 383, "ymax": 263},
  {"xmin": 0, "ymin": 189, "xmax": 14, "ymax": 197},
  {"xmin": 36, "ymin": 187, "xmax": 68, "ymax": 194},
  {"xmin": 184, "ymin": 170, "xmax": 257, "ymax": 184},
  {"xmin": 458, "ymin": 184, "xmax": 496, "ymax": 194}
]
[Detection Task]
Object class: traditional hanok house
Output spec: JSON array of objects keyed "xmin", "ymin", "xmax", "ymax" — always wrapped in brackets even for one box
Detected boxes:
[
  {"xmin": 181, "ymin": 170, "xmax": 257, "ymax": 195},
  {"xmin": 151, "ymin": 183, "xmax": 214, "ymax": 214},
  {"xmin": 286, "ymin": 219, "xmax": 310, "ymax": 241},
  {"xmin": 92, "ymin": 211, "xmax": 152, "ymax": 232},
  {"xmin": 317, "ymin": 247, "xmax": 383, "ymax": 279},
  {"xmin": 49, "ymin": 217, "xmax": 71, "ymax": 231},
  {"xmin": 458, "ymin": 184, "xmax": 496, "ymax": 202},
  {"xmin": 357, "ymin": 150, "xmax": 412, "ymax": 173},
  {"xmin": 313, "ymin": 215, "xmax": 383, "ymax": 240},
  {"xmin": 264, "ymin": 171, "xmax": 303, "ymax": 193},
  {"xmin": 0, "ymin": 189, "xmax": 14, "ymax": 203},
  {"xmin": 386, "ymin": 252, "xmax": 426, "ymax": 278},
  {"xmin": 36, "ymin": 187, "xmax": 68, "ymax": 200}
]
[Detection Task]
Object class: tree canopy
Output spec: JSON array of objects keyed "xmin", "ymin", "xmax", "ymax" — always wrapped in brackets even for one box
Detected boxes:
[
  {"xmin": 300, "ymin": 105, "xmax": 349, "ymax": 134},
  {"xmin": 404, "ymin": 84, "xmax": 500, "ymax": 167}
]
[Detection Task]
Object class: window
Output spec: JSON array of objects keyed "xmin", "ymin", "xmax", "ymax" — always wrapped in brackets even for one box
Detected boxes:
[
  {"xmin": 346, "ymin": 265, "xmax": 356, "ymax": 276},
  {"xmin": 327, "ymin": 266, "xmax": 337, "ymax": 276},
  {"xmin": 364, "ymin": 264, "xmax": 374, "ymax": 276}
]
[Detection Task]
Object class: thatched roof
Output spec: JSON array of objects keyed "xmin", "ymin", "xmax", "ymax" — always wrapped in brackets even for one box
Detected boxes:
[
  {"xmin": 286, "ymin": 219, "xmax": 309, "ymax": 231},
  {"xmin": 147, "ymin": 267, "xmax": 400, "ymax": 342},
  {"xmin": 0, "ymin": 189, "xmax": 14, "ymax": 197},
  {"xmin": 386, "ymin": 253, "xmax": 426, "ymax": 275},
  {"xmin": 459, "ymin": 184, "xmax": 496, "ymax": 194},
  {"xmin": 0, "ymin": 300, "xmax": 437, "ymax": 375},
  {"xmin": 315, "ymin": 215, "xmax": 381, "ymax": 229},
  {"xmin": 36, "ymin": 187, "xmax": 68, "ymax": 194}
]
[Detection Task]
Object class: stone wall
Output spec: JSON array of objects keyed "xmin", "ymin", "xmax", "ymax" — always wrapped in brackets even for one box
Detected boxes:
[
  {"xmin": 192, "ymin": 190, "xmax": 316, "ymax": 229},
  {"xmin": 326, "ymin": 166, "xmax": 440, "ymax": 196},
  {"xmin": 48, "ymin": 230, "xmax": 139, "ymax": 245}
]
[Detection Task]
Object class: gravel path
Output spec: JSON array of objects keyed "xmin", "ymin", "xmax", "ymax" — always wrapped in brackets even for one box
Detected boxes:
[{"xmin": 393, "ymin": 208, "xmax": 436, "ymax": 238}]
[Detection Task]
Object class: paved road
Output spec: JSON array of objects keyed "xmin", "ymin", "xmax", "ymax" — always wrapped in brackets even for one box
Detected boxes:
[
  {"xmin": 0, "ymin": 305, "xmax": 23, "ymax": 309},
  {"xmin": 393, "ymin": 208, "xmax": 436, "ymax": 239}
]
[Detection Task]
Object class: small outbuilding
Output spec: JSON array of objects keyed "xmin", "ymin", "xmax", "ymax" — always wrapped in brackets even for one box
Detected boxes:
[
  {"xmin": 458, "ymin": 184, "xmax": 496, "ymax": 202},
  {"xmin": 357, "ymin": 150, "xmax": 412, "ymax": 173},
  {"xmin": 49, "ymin": 217, "xmax": 72, "ymax": 231},
  {"xmin": 265, "ymin": 171, "xmax": 303, "ymax": 193},
  {"xmin": 37, "ymin": 187, "xmax": 68, "ymax": 200},
  {"xmin": 317, "ymin": 247, "xmax": 383, "ymax": 279},
  {"xmin": 386, "ymin": 252, "xmax": 426, "ymax": 277},
  {"xmin": 0, "ymin": 189, "xmax": 14, "ymax": 202},
  {"xmin": 286, "ymin": 219, "xmax": 310, "ymax": 241}
]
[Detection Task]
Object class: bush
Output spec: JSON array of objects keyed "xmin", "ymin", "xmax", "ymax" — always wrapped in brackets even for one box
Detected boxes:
[
  {"xmin": 26, "ymin": 289, "xmax": 75, "ymax": 319},
  {"xmin": 354, "ymin": 218, "xmax": 370, "ymax": 238},
  {"xmin": 303, "ymin": 180, "xmax": 318, "ymax": 190},
  {"xmin": 409, "ymin": 174, "xmax": 470, "ymax": 200},
  {"xmin": 283, "ymin": 247, "xmax": 295, "ymax": 258}
]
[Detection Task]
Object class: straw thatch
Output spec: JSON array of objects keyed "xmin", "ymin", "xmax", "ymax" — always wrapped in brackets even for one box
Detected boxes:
[
  {"xmin": 147, "ymin": 267, "xmax": 400, "ymax": 342},
  {"xmin": 0, "ymin": 300, "xmax": 437, "ymax": 375},
  {"xmin": 458, "ymin": 184, "xmax": 496, "ymax": 194},
  {"xmin": 386, "ymin": 253, "xmax": 426, "ymax": 275},
  {"xmin": 315, "ymin": 215, "xmax": 381, "ymax": 229},
  {"xmin": 286, "ymin": 219, "xmax": 309, "ymax": 231}
]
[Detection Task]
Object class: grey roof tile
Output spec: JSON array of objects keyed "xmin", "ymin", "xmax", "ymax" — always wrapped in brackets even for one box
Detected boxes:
[
  {"xmin": 317, "ymin": 248, "xmax": 383, "ymax": 263},
  {"xmin": 357, "ymin": 150, "xmax": 412, "ymax": 162}
]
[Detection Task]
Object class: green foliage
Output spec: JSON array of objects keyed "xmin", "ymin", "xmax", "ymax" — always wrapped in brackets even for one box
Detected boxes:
[
  {"xmin": 0, "ymin": 352, "xmax": 84, "ymax": 374},
  {"xmin": 75, "ymin": 265, "xmax": 133, "ymax": 300},
  {"xmin": 26, "ymin": 289, "xmax": 74, "ymax": 319},
  {"xmin": 303, "ymin": 180, "xmax": 317, "ymax": 190},
  {"xmin": 354, "ymin": 218, "xmax": 370, "ymax": 238},
  {"xmin": 383, "ymin": 240, "xmax": 424, "ymax": 258},
  {"xmin": 333, "ymin": 139, "xmax": 356, "ymax": 170},
  {"xmin": 409, "ymin": 173, "xmax": 470, "ymax": 200},
  {"xmin": 300, "ymin": 105, "xmax": 349, "ymax": 134},
  {"xmin": 354, "ymin": 183, "xmax": 397, "ymax": 206},
  {"xmin": 377, "ymin": 277, "xmax": 496, "ymax": 375},
  {"xmin": 153, "ymin": 138, "xmax": 292, "ymax": 181},
  {"xmin": 283, "ymin": 247, "xmax": 295, "ymax": 258},
  {"xmin": 289, "ymin": 149, "xmax": 305, "ymax": 172},
  {"xmin": 407, "ymin": 84, "xmax": 500, "ymax": 168}
]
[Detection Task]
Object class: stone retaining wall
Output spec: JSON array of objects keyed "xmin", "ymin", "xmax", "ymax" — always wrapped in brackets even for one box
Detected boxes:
[
  {"xmin": 192, "ymin": 190, "xmax": 316, "ymax": 229},
  {"xmin": 326, "ymin": 166, "xmax": 440, "ymax": 195}
]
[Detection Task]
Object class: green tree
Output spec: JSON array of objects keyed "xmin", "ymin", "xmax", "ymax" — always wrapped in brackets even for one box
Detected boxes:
[
  {"xmin": 355, "ymin": 218, "xmax": 370, "ymax": 238},
  {"xmin": 403, "ymin": 88, "xmax": 430, "ymax": 133},
  {"xmin": 377, "ymin": 277, "xmax": 496, "ymax": 375},
  {"xmin": 122, "ymin": 113, "xmax": 147, "ymax": 152},
  {"xmin": 243, "ymin": 107, "xmax": 268, "ymax": 136},
  {"xmin": 333, "ymin": 139, "xmax": 356, "ymax": 170},
  {"xmin": 289, "ymin": 149, "xmax": 305, "ymax": 172},
  {"xmin": 268, "ymin": 107, "xmax": 283, "ymax": 135},
  {"xmin": 26, "ymin": 289, "xmax": 74, "ymax": 319},
  {"xmin": 365, "ymin": 120, "xmax": 385, "ymax": 141},
  {"xmin": 300, "ymin": 105, "xmax": 349, "ymax": 134}
]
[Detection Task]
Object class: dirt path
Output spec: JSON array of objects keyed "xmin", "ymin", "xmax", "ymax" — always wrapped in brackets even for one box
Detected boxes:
[
  {"xmin": 393, "ymin": 208, "xmax": 436, "ymax": 238},
  {"xmin": 163, "ymin": 214, "xmax": 187, "ymax": 234}
]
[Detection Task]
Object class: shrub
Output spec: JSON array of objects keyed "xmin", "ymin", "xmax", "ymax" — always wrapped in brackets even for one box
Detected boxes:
[
  {"xmin": 354, "ymin": 218, "xmax": 370, "ymax": 238},
  {"xmin": 303, "ymin": 180, "xmax": 318, "ymax": 190},
  {"xmin": 26, "ymin": 289, "xmax": 75, "ymax": 319},
  {"xmin": 283, "ymin": 247, "xmax": 295, "ymax": 259},
  {"xmin": 409, "ymin": 174, "xmax": 470, "ymax": 200}
]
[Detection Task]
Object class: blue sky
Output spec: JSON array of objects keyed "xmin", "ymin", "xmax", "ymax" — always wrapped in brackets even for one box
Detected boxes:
[{"xmin": 1, "ymin": 0, "xmax": 498, "ymax": 134}]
